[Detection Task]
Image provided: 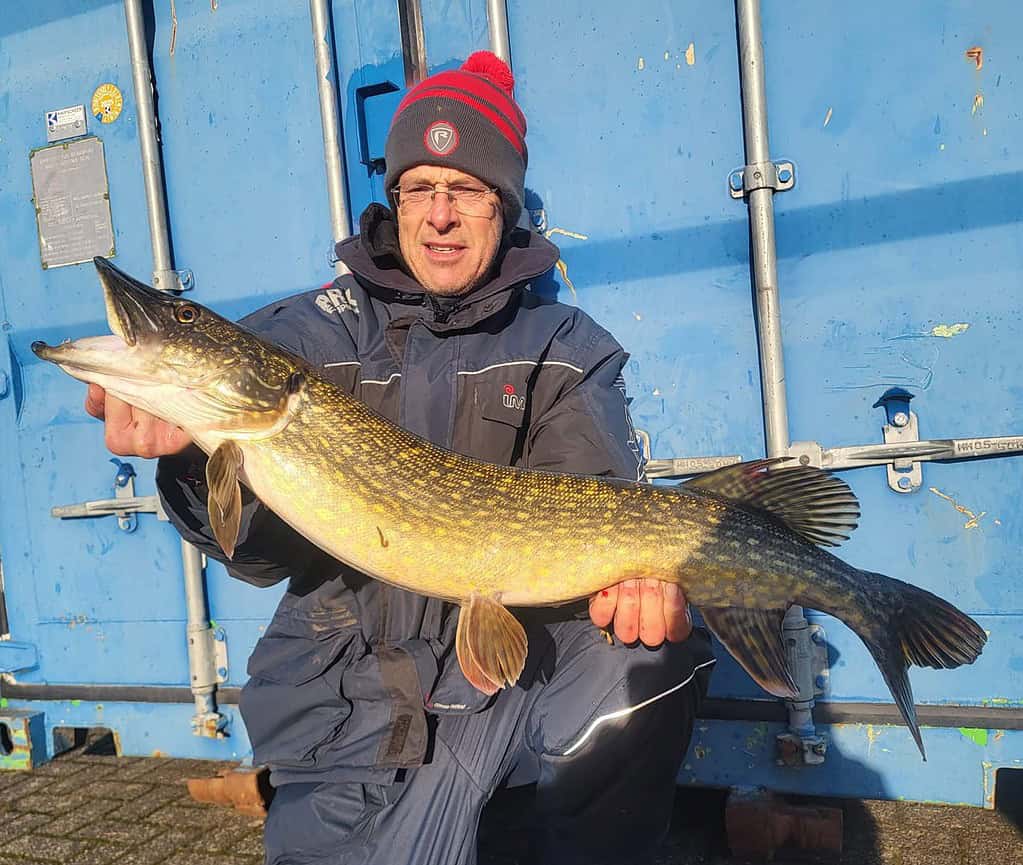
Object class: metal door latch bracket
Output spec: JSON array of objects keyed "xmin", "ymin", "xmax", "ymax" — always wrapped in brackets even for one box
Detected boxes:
[
  {"xmin": 728, "ymin": 160, "xmax": 796, "ymax": 199},
  {"xmin": 786, "ymin": 387, "xmax": 1023, "ymax": 494},
  {"xmin": 51, "ymin": 459, "xmax": 169, "ymax": 531},
  {"xmin": 634, "ymin": 429, "xmax": 742, "ymax": 479},
  {"xmin": 776, "ymin": 618, "xmax": 830, "ymax": 766},
  {"xmin": 189, "ymin": 624, "xmax": 230, "ymax": 690},
  {"xmin": 872, "ymin": 388, "xmax": 922, "ymax": 494},
  {"xmin": 152, "ymin": 268, "xmax": 194, "ymax": 292}
]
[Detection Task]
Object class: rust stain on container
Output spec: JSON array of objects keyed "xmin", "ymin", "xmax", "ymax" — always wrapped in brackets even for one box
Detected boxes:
[{"xmin": 965, "ymin": 46, "xmax": 984, "ymax": 70}]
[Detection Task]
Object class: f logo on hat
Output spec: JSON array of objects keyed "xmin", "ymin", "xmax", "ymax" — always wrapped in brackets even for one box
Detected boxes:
[{"xmin": 425, "ymin": 121, "xmax": 459, "ymax": 156}]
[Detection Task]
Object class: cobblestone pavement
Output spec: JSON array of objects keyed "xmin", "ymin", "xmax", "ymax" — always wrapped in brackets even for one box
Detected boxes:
[{"xmin": 1, "ymin": 750, "xmax": 1021, "ymax": 864}]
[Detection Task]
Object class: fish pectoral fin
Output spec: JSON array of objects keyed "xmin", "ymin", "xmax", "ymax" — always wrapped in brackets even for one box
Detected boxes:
[
  {"xmin": 455, "ymin": 594, "xmax": 528, "ymax": 696},
  {"xmin": 700, "ymin": 606, "xmax": 798, "ymax": 699},
  {"xmin": 680, "ymin": 458, "xmax": 860, "ymax": 548},
  {"xmin": 206, "ymin": 440, "xmax": 244, "ymax": 560},
  {"xmin": 216, "ymin": 371, "xmax": 306, "ymax": 441}
]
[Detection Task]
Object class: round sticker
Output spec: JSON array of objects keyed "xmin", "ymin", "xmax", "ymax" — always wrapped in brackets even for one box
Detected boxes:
[
  {"xmin": 91, "ymin": 83, "xmax": 124, "ymax": 124},
  {"xmin": 424, "ymin": 121, "xmax": 459, "ymax": 156}
]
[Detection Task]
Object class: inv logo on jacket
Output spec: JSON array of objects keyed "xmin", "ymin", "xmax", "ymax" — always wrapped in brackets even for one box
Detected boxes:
[{"xmin": 502, "ymin": 384, "xmax": 525, "ymax": 411}]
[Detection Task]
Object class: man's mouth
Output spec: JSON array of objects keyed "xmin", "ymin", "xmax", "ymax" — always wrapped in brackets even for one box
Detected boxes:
[{"xmin": 424, "ymin": 243, "xmax": 465, "ymax": 258}]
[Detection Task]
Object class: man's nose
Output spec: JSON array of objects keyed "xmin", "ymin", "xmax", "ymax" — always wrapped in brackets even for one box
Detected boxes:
[{"xmin": 426, "ymin": 191, "xmax": 459, "ymax": 230}]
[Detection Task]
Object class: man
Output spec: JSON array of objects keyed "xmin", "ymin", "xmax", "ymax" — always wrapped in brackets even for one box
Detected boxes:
[{"xmin": 87, "ymin": 52, "xmax": 714, "ymax": 865}]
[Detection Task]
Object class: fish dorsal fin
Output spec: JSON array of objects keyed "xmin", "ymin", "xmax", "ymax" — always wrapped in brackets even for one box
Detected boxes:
[
  {"xmin": 681, "ymin": 458, "xmax": 860, "ymax": 547},
  {"xmin": 700, "ymin": 606, "xmax": 798, "ymax": 698},
  {"xmin": 455, "ymin": 593, "xmax": 528, "ymax": 696}
]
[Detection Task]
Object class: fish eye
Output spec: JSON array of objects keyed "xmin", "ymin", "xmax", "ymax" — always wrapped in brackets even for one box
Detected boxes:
[{"xmin": 176, "ymin": 304, "xmax": 200, "ymax": 324}]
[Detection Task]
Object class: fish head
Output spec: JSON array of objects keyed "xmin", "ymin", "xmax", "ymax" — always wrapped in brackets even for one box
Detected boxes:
[{"xmin": 32, "ymin": 257, "xmax": 304, "ymax": 437}]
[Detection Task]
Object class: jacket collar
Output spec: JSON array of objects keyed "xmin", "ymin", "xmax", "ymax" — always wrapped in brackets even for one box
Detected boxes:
[{"xmin": 334, "ymin": 204, "xmax": 560, "ymax": 330}]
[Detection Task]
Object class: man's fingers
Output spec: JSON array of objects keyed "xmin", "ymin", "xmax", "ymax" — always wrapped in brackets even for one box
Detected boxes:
[
  {"xmin": 85, "ymin": 384, "xmax": 107, "ymax": 419},
  {"xmin": 663, "ymin": 582, "xmax": 693, "ymax": 642},
  {"xmin": 103, "ymin": 391, "xmax": 134, "ymax": 430},
  {"xmin": 133, "ymin": 416, "xmax": 163, "ymax": 459},
  {"xmin": 96, "ymin": 392, "xmax": 192, "ymax": 458},
  {"xmin": 160, "ymin": 423, "xmax": 193, "ymax": 455},
  {"xmin": 613, "ymin": 579, "xmax": 641, "ymax": 644},
  {"xmin": 588, "ymin": 583, "xmax": 619, "ymax": 629},
  {"xmin": 638, "ymin": 578, "xmax": 667, "ymax": 647}
]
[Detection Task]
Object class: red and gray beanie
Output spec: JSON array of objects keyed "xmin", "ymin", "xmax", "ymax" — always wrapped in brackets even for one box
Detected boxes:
[{"xmin": 384, "ymin": 51, "xmax": 528, "ymax": 230}]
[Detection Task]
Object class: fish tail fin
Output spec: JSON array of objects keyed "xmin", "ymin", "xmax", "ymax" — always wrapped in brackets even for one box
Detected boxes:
[
  {"xmin": 854, "ymin": 572, "xmax": 987, "ymax": 760},
  {"xmin": 455, "ymin": 593, "xmax": 528, "ymax": 696}
]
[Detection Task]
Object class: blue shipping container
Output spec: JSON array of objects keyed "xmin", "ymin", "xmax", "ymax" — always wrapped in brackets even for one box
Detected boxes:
[{"xmin": 0, "ymin": 0, "xmax": 1020, "ymax": 808}]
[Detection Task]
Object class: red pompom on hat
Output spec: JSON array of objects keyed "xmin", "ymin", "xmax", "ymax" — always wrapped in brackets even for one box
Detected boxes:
[
  {"xmin": 384, "ymin": 51, "xmax": 528, "ymax": 229},
  {"xmin": 461, "ymin": 50, "xmax": 515, "ymax": 93}
]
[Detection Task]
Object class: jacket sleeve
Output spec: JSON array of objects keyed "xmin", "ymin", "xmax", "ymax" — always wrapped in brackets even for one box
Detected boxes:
[
  {"xmin": 525, "ymin": 333, "xmax": 645, "ymax": 481},
  {"xmin": 156, "ymin": 448, "xmax": 339, "ymax": 587},
  {"xmin": 155, "ymin": 289, "xmax": 356, "ymax": 587}
]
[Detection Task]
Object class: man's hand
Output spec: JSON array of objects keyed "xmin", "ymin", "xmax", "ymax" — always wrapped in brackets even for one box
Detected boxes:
[
  {"xmin": 85, "ymin": 383, "xmax": 192, "ymax": 458},
  {"xmin": 589, "ymin": 579, "xmax": 692, "ymax": 647}
]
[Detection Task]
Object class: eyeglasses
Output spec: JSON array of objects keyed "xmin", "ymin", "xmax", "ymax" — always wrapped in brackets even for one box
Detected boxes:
[{"xmin": 391, "ymin": 183, "xmax": 500, "ymax": 218}]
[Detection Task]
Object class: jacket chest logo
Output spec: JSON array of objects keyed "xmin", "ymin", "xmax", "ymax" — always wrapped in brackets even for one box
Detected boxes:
[
  {"xmin": 502, "ymin": 383, "xmax": 525, "ymax": 410},
  {"xmin": 315, "ymin": 286, "xmax": 358, "ymax": 316}
]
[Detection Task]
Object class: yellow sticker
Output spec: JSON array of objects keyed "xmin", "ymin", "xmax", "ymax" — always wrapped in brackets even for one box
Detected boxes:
[{"xmin": 91, "ymin": 83, "xmax": 123, "ymax": 124}]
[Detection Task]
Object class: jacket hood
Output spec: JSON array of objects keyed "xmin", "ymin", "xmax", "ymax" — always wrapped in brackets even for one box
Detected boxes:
[{"xmin": 334, "ymin": 203, "xmax": 560, "ymax": 330}]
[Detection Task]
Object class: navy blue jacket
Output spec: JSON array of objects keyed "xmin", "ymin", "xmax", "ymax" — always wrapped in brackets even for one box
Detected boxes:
[{"xmin": 157, "ymin": 206, "xmax": 645, "ymax": 786}]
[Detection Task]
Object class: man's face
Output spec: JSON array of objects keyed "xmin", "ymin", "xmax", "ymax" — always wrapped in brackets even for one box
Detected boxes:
[{"xmin": 396, "ymin": 166, "xmax": 504, "ymax": 297}]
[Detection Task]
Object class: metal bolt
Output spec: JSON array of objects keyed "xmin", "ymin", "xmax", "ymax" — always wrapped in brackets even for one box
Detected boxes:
[
  {"xmin": 812, "ymin": 742, "xmax": 827, "ymax": 756},
  {"xmin": 810, "ymin": 629, "xmax": 824, "ymax": 645},
  {"xmin": 898, "ymin": 476, "xmax": 912, "ymax": 490},
  {"xmin": 217, "ymin": 667, "xmax": 228, "ymax": 679},
  {"xmin": 893, "ymin": 411, "xmax": 910, "ymax": 427},
  {"xmin": 799, "ymin": 454, "xmax": 810, "ymax": 466}
]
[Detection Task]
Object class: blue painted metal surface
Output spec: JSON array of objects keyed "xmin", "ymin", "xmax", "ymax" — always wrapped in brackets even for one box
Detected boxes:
[
  {"xmin": 0, "ymin": 0, "xmax": 1020, "ymax": 808},
  {"xmin": 0, "ymin": 709, "xmax": 47, "ymax": 771}
]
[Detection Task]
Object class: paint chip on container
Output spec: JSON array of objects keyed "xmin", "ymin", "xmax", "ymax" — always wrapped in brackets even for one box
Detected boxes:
[
  {"xmin": 823, "ymin": 107, "xmax": 833, "ymax": 128},
  {"xmin": 930, "ymin": 322, "xmax": 970, "ymax": 338},
  {"xmin": 959, "ymin": 727, "xmax": 989, "ymax": 746},
  {"xmin": 929, "ymin": 487, "xmax": 989, "ymax": 530},
  {"xmin": 685, "ymin": 43, "xmax": 695, "ymax": 66},
  {"xmin": 638, "ymin": 57, "xmax": 645, "ymax": 71},
  {"xmin": 972, "ymin": 93, "xmax": 984, "ymax": 115}
]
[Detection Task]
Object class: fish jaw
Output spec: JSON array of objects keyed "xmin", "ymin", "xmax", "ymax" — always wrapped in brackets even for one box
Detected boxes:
[
  {"xmin": 31, "ymin": 333, "xmax": 242, "ymax": 444},
  {"xmin": 30, "ymin": 334, "xmax": 156, "ymax": 398}
]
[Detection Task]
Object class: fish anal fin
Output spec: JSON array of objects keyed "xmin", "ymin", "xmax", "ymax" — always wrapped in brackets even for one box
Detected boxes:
[
  {"xmin": 700, "ymin": 606, "xmax": 798, "ymax": 699},
  {"xmin": 682, "ymin": 459, "xmax": 861, "ymax": 548},
  {"xmin": 455, "ymin": 593, "xmax": 528, "ymax": 696},
  {"xmin": 206, "ymin": 440, "xmax": 243, "ymax": 559}
]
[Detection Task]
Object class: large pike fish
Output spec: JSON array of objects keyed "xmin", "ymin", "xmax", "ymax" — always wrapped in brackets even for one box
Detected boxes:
[{"xmin": 34, "ymin": 258, "xmax": 986, "ymax": 757}]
